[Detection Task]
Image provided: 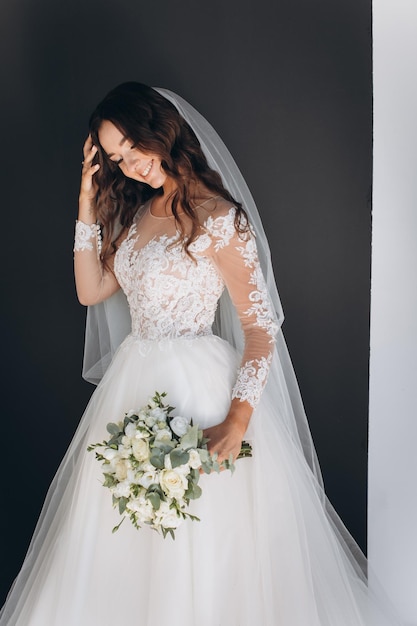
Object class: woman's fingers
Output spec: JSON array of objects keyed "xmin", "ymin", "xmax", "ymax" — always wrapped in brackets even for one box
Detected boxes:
[
  {"xmin": 80, "ymin": 138, "xmax": 100, "ymax": 196},
  {"xmin": 82, "ymin": 134, "xmax": 95, "ymax": 158},
  {"xmin": 203, "ymin": 423, "xmax": 242, "ymax": 465}
]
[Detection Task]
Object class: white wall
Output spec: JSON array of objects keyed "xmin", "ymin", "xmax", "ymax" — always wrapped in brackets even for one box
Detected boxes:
[{"xmin": 369, "ymin": 1, "xmax": 417, "ymax": 623}]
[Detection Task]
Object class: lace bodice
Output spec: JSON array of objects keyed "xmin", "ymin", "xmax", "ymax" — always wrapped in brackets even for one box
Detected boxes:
[{"xmin": 113, "ymin": 199, "xmax": 278, "ymax": 408}]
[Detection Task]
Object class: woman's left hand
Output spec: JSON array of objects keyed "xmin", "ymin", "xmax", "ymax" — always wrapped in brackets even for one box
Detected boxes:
[{"xmin": 203, "ymin": 402, "xmax": 252, "ymax": 465}]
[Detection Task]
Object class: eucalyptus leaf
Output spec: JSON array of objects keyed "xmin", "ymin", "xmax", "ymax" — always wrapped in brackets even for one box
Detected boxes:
[
  {"xmin": 146, "ymin": 491, "xmax": 161, "ymax": 510},
  {"xmin": 118, "ymin": 497, "xmax": 128, "ymax": 514},
  {"xmin": 106, "ymin": 422, "xmax": 121, "ymax": 436},
  {"xmin": 170, "ymin": 449, "xmax": 190, "ymax": 468},
  {"xmin": 179, "ymin": 425, "xmax": 199, "ymax": 450},
  {"xmin": 185, "ymin": 482, "xmax": 202, "ymax": 500},
  {"xmin": 150, "ymin": 448, "xmax": 165, "ymax": 469}
]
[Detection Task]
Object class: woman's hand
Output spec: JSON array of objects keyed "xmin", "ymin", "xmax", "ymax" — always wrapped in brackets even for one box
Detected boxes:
[
  {"xmin": 79, "ymin": 136, "xmax": 100, "ymax": 222},
  {"xmin": 203, "ymin": 401, "xmax": 252, "ymax": 465}
]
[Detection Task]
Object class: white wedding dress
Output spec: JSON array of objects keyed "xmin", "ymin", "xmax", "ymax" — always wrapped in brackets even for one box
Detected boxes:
[{"xmin": 0, "ymin": 197, "xmax": 401, "ymax": 625}]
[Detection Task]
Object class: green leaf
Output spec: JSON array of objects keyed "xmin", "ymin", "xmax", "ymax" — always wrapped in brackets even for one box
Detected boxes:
[
  {"xmin": 161, "ymin": 527, "xmax": 176, "ymax": 540},
  {"xmin": 185, "ymin": 482, "xmax": 202, "ymax": 500},
  {"xmin": 103, "ymin": 473, "xmax": 117, "ymax": 488},
  {"xmin": 179, "ymin": 425, "xmax": 199, "ymax": 450},
  {"xmin": 153, "ymin": 440, "xmax": 176, "ymax": 453},
  {"xmin": 146, "ymin": 491, "xmax": 161, "ymax": 510},
  {"xmin": 200, "ymin": 460, "xmax": 213, "ymax": 474},
  {"xmin": 150, "ymin": 448, "xmax": 165, "ymax": 469},
  {"xmin": 118, "ymin": 497, "xmax": 128, "ymax": 514},
  {"xmin": 170, "ymin": 449, "xmax": 190, "ymax": 468},
  {"xmin": 107, "ymin": 422, "xmax": 122, "ymax": 436}
]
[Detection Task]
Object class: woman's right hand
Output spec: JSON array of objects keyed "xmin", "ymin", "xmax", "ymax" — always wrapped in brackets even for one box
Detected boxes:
[
  {"xmin": 80, "ymin": 135, "xmax": 100, "ymax": 200},
  {"xmin": 79, "ymin": 135, "xmax": 100, "ymax": 223}
]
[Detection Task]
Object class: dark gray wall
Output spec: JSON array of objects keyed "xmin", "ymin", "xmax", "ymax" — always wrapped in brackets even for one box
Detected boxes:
[{"xmin": 0, "ymin": 0, "xmax": 371, "ymax": 603}]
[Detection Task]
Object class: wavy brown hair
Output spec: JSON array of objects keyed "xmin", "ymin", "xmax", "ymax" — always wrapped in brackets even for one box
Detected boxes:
[{"xmin": 89, "ymin": 82, "xmax": 248, "ymax": 264}]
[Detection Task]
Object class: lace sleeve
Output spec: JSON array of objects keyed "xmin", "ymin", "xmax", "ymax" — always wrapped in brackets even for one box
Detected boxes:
[{"xmin": 204, "ymin": 207, "xmax": 279, "ymax": 409}]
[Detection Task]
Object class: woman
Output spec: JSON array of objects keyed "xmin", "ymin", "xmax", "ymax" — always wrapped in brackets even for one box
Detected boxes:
[{"xmin": 0, "ymin": 83, "xmax": 400, "ymax": 625}]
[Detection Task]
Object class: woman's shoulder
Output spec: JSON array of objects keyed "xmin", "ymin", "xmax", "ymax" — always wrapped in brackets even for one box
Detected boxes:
[{"xmin": 197, "ymin": 195, "xmax": 236, "ymax": 219}]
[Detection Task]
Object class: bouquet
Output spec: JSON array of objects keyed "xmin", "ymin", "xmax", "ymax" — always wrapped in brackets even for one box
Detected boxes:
[{"xmin": 88, "ymin": 391, "xmax": 252, "ymax": 539}]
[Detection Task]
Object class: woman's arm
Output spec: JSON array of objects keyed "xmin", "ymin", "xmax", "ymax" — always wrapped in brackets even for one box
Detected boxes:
[
  {"xmin": 203, "ymin": 206, "xmax": 278, "ymax": 462},
  {"xmin": 74, "ymin": 136, "xmax": 120, "ymax": 306}
]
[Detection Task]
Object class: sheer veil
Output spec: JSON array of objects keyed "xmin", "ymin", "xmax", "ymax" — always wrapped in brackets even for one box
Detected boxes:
[{"xmin": 82, "ymin": 87, "xmax": 367, "ymax": 574}]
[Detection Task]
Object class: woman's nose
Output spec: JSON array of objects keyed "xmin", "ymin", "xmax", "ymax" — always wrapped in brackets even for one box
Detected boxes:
[{"xmin": 122, "ymin": 153, "xmax": 139, "ymax": 174}]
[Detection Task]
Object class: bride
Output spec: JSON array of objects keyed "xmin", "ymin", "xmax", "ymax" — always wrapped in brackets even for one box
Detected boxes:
[{"xmin": 0, "ymin": 82, "xmax": 401, "ymax": 625}]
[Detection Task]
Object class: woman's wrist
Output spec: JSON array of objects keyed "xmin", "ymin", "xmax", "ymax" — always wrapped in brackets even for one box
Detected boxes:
[
  {"xmin": 224, "ymin": 400, "xmax": 252, "ymax": 438},
  {"xmin": 78, "ymin": 193, "xmax": 97, "ymax": 224}
]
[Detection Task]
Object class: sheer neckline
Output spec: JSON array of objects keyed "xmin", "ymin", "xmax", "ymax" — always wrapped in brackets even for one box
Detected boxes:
[{"xmin": 148, "ymin": 195, "xmax": 221, "ymax": 219}]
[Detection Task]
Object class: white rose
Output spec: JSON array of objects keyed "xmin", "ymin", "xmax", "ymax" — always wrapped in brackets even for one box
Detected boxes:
[
  {"xmin": 160, "ymin": 469, "xmax": 188, "ymax": 499},
  {"xmin": 126, "ymin": 409, "xmax": 138, "ymax": 418},
  {"xmin": 155, "ymin": 429, "xmax": 172, "ymax": 443},
  {"xmin": 132, "ymin": 439, "xmax": 150, "ymax": 463},
  {"xmin": 188, "ymin": 449, "xmax": 202, "ymax": 469},
  {"xmin": 170, "ymin": 415, "xmax": 191, "ymax": 437}
]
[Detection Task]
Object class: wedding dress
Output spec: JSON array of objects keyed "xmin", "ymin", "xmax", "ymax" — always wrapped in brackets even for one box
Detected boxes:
[{"xmin": 0, "ymin": 90, "xmax": 402, "ymax": 626}]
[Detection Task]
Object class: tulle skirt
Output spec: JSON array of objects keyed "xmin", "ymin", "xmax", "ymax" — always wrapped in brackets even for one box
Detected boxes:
[{"xmin": 0, "ymin": 334, "xmax": 400, "ymax": 625}]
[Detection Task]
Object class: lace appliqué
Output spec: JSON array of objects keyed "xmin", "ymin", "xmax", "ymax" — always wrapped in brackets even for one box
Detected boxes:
[
  {"xmin": 114, "ymin": 224, "xmax": 223, "ymax": 340},
  {"xmin": 232, "ymin": 354, "xmax": 273, "ymax": 408},
  {"xmin": 74, "ymin": 220, "xmax": 102, "ymax": 254},
  {"xmin": 247, "ymin": 265, "xmax": 279, "ymax": 340},
  {"xmin": 204, "ymin": 209, "xmax": 237, "ymax": 251}
]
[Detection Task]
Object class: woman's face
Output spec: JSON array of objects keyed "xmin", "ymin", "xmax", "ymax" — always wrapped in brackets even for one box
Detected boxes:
[{"xmin": 98, "ymin": 120, "xmax": 168, "ymax": 188}]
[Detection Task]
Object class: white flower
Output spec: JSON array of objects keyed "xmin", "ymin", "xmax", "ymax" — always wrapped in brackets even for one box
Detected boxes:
[
  {"xmin": 154, "ymin": 502, "xmax": 183, "ymax": 529},
  {"xmin": 160, "ymin": 469, "xmax": 188, "ymax": 499},
  {"xmin": 150, "ymin": 408, "xmax": 167, "ymax": 420},
  {"xmin": 126, "ymin": 498, "xmax": 154, "ymax": 523},
  {"xmin": 141, "ymin": 462, "xmax": 155, "ymax": 472},
  {"xmin": 170, "ymin": 415, "xmax": 191, "ymax": 437},
  {"xmin": 188, "ymin": 449, "xmax": 202, "ymax": 469},
  {"xmin": 155, "ymin": 429, "xmax": 172, "ymax": 443},
  {"xmin": 120, "ymin": 444, "xmax": 132, "ymax": 459},
  {"xmin": 102, "ymin": 448, "xmax": 119, "ymax": 462},
  {"xmin": 138, "ymin": 469, "xmax": 159, "ymax": 488},
  {"xmin": 113, "ymin": 480, "xmax": 131, "ymax": 498},
  {"xmin": 126, "ymin": 409, "xmax": 138, "ymax": 418},
  {"xmin": 132, "ymin": 439, "xmax": 150, "ymax": 462},
  {"xmin": 125, "ymin": 423, "xmax": 138, "ymax": 438},
  {"xmin": 115, "ymin": 459, "xmax": 130, "ymax": 481},
  {"xmin": 144, "ymin": 415, "xmax": 157, "ymax": 427}
]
